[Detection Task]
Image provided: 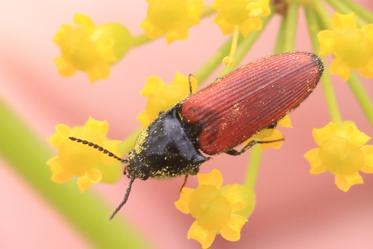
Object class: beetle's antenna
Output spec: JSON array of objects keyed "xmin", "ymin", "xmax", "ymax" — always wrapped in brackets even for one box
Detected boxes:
[
  {"xmin": 110, "ymin": 176, "xmax": 136, "ymax": 219},
  {"xmin": 68, "ymin": 137, "xmax": 128, "ymax": 164}
]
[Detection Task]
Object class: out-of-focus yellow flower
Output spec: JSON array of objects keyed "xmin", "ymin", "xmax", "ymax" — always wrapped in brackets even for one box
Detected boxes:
[
  {"xmin": 47, "ymin": 117, "xmax": 124, "ymax": 192},
  {"xmin": 213, "ymin": 0, "xmax": 271, "ymax": 37},
  {"xmin": 317, "ymin": 12, "xmax": 373, "ymax": 80},
  {"xmin": 141, "ymin": 0, "xmax": 204, "ymax": 43},
  {"xmin": 304, "ymin": 121, "xmax": 373, "ymax": 192},
  {"xmin": 54, "ymin": 13, "xmax": 132, "ymax": 82},
  {"xmin": 247, "ymin": 114, "xmax": 292, "ymax": 149},
  {"xmin": 137, "ymin": 72, "xmax": 198, "ymax": 127},
  {"xmin": 175, "ymin": 169, "xmax": 255, "ymax": 249}
]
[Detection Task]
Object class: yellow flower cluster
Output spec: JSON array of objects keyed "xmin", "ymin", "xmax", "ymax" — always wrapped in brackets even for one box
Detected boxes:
[
  {"xmin": 47, "ymin": 117, "xmax": 124, "ymax": 192},
  {"xmin": 175, "ymin": 169, "xmax": 255, "ymax": 249},
  {"xmin": 213, "ymin": 0, "xmax": 271, "ymax": 37},
  {"xmin": 318, "ymin": 12, "xmax": 373, "ymax": 80},
  {"xmin": 141, "ymin": 0, "xmax": 204, "ymax": 43},
  {"xmin": 304, "ymin": 121, "xmax": 373, "ymax": 192},
  {"xmin": 137, "ymin": 72, "xmax": 198, "ymax": 127},
  {"xmin": 54, "ymin": 13, "xmax": 132, "ymax": 82}
]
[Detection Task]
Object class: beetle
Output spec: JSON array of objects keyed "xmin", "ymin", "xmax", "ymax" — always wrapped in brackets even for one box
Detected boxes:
[{"xmin": 69, "ymin": 51, "xmax": 323, "ymax": 218}]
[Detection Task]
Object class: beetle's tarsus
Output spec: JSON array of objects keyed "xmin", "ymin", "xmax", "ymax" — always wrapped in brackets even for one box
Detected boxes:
[
  {"xmin": 179, "ymin": 174, "xmax": 189, "ymax": 192},
  {"xmin": 225, "ymin": 137, "xmax": 285, "ymax": 156}
]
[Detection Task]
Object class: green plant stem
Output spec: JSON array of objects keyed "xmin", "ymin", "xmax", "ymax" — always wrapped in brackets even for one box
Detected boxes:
[
  {"xmin": 283, "ymin": 2, "xmax": 299, "ymax": 52},
  {"xmin": 194, "ymin": 37, "xmax": 235, "ymax": 85},
  {"xmin": 312, "ymin": 0, "xmax": 331, "ymax": 28},
  {"xmin": 0, "ymin": 102, "xmax": 148, "ymax": 249},
  {"xmin": 305, "ymin": 6, "xmax": 343, "ymax": 124},
  {"xmin": 341, "ymin": 0, "xmax": 373, "ymax": 23},
  {"xmin": 244, "ymin": 145, "xmax": 262, "ymax": 189},
  {"xmin": 348, "ymin": 75, "xmax": 373, "ymax": 127},
  {"xmin": 232, "ymin": 15, "xmax": 273, "ymax": 69},
  {"xmin": 274, "ymin": 16, "xmax": 287, "ymax": 54},
  {"xmin": 324, "ymin": 0, "xmax": 351, "ymax": 14},
  {"xmin": 131, "ymin": 34, "xmax": 151, "ymax": 47}
]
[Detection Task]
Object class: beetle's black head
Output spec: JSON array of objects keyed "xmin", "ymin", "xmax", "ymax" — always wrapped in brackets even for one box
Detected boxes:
[{"xmin": 126, "ymin": 152, "xmax": 150, "ymax": 180}]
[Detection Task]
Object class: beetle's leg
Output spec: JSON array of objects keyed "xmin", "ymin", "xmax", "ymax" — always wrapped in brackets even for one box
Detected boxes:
[
  {"xmin": 225, "ymin": 138, "xmax": 285, "ymax": 156},
  {"xmin": 267, "ymin": 121, "xmax": 277, "ymax": 129},
  {"xmin": 188, "ymin": 74, "xmax": 194, "ymax": 96},
  {"xmin": 179, "ymin": 174, "xmax": 189, "ymax": 192}
]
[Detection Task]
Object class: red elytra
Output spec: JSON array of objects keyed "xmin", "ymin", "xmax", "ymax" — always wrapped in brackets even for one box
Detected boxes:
[{"xmin": 181, "ymin": 52, "xmax": 323, "ymax": 155}]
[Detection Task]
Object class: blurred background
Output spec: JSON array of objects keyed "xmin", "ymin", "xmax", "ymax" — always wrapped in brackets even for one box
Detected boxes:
[{"xmin": 0, "ymin": 1, "xmax": 373, "ymax": 248}]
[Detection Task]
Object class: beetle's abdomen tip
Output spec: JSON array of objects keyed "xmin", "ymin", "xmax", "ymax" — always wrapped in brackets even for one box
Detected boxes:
[{"xmin": 310, "ymin": 53, "xmax": 324, "ymax": 75}]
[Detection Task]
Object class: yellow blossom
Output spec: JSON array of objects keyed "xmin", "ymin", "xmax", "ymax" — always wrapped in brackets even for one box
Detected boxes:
[
  {"xmin": 137, "ymin": 72, "xmax": 198, "ymax": 127},
  {"xmin": 304, "ymin": 121, "xmax": 373, "ymax": 192},
  {"xmin": 47, "ymin": 117, "xmax": 124, "ymax": 192},
  {"xmin": 175, "ymin": 169, "xmax": 255, "ymax": 249},
  {"xmin": 213, "ymin": 0, "xmax": 271, "ymax": 37},
  {"xmin": 247, "ymin": 114, "xmax": 292, "ymax": 149},
  {"xmin": 54, "ymin": 13, "xmax": 132, "ymax": 82},
  {"xmin": 141, "ymin": 0, "xmax": 204, "ymax": 43},
  {"xmin": 317, "ymin": 12, "xmax": 373, "ymax": 80}
]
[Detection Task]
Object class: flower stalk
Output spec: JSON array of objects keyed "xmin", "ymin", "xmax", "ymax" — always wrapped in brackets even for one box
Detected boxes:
[
  {"xmin": 341, "ymin": 0, "xmax": 373, "ymax": 23},
  {"xmin": 0, "ymin": 101, "xmax": 147, "ymax": 249}
]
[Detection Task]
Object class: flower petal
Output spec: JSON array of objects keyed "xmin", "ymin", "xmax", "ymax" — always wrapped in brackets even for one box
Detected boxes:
[
  {"xmin": 220, "ymin": 214, "xmax": 247, "ymax": 241},
  {"xmin": 197, "ymin": 169, "xmax": 223, "ymax": 188},
  {"xmin": 361, "ymin": 145, "xmax": 373, "ymax": 173},
  {"xmin": 312, "ymin": 122, "xmax": 336, "ymax": 146},
  {"xmin": 330, "ymin": 58, "xmax": 352, "ymax": 81},
  {"xmin": 187, "ymin": 221, "xmax": 216, "ymax": 249},
  {"xmin": 77, "ymin": 174, "xmax": 94, "ymax": 192},
  {"xmin": 332, "ymin": 12, "xmax": 357, "ymax": 30},
  {"xmin": 174, "ymin": 187, "xmax": 194, "ymax": 214},
  {"xmin": 278, "ymin": 114, "xmax": 293, "ymax": 128},
  {"xmin": 221, "ymin": 184, "xmax": 255, "ymax": 213},
  {"xmin": 317, "ymin": 30, "xmax": 336, "ymax": 56},
  {"xmin": 304, "ymin": 148, "xmax": 327, "ymax": 174},
  {"xmin": 335, "ymin": 173, "xmax": 363, "ymax": 192},
  {"xmin": 338, "ymin": 121, "xmax": 371, "ymax": 147}
]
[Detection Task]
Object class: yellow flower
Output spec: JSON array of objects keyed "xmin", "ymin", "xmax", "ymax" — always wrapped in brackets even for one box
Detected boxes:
[
  {"xmin": 213, "ymin": 0, "xmax": 271, "ymax": 37},
  {"xmin": 247, "ymin": 114, "xmax": 292, "ymax": 149},
  {"xmin": 137, "ymin": 72, "xmax": 198, "ymax": 127},
  {"xmin": 54, "ymin": 13, "xmax": 132, "ymax": 82},
  {"xmin": 175, "ymin": 169, "xmax": 255, "ymax": 249},
  {"xmin": 141, "ymin": 0, "xmax": 204, "ymax": 43},
  {"xmin": 317, "ymin": 12, "xmax": 373, "ymax": 80},
  {"xmin": 47, "ymin": 117, "xmax": 124, "ymax": 192},
  {"xmin": 304, "ymin": 121, "xmax": 373, "ymax": 192}
]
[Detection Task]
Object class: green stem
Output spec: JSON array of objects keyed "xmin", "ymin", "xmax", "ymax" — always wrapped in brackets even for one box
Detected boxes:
[
  {"xmin": 131, "ymin": 34, "xmax": 151, "ymax": 47},
  {"xmin": 312, "ymin": 0, "xmax": 331, "ymax": 28},
  {"xmin": 341, "ymin": 0, "xmax": 373, "ymax": 23},
  {"xmin": 231, "ymin": 15, "xmax": 273, "ymax": 69},
  {"xmin": 244, "ymin": 145, "xmax": 262, "ymax": 189},
  {"xmin": 305, "ymin": 6, "xmax": 343, "ymax": 124},
  {"xmin": 194, "ymin": 37, "xmax": 235, "ymax": 85},
  {"xmin": 0, "ymin": 102, "xmax": 148, "ymax": 249},
  {"xmin": 283, "ymin": 2, "xmax": 299, "ymax": 52},
  {"xmin": 348, "ymin": 75, "xmax": 373, "ymax": 127},
  {"xmin": 274, "ymin": 16, "xmax": 287, "ymax": 54},
  {"xmin": 324, "ymin": 0, "xmax": 351, "ymax": 14}
]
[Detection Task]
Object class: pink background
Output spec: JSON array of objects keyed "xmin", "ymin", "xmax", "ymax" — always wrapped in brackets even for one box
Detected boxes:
[{"xmin": 1, "ymin": 1, "xmax": 373, "ymax": 248}]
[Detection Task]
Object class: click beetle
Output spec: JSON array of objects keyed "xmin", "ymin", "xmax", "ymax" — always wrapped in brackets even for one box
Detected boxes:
[{"xmin": 70, "ymin": 51, "xmax": 323, "ymax": 218}]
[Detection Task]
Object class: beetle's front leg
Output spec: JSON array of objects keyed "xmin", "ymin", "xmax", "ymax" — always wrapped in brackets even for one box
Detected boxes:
[{"xmin": 225, "ymin": 138, "xmax": 285, "ymax": 156}]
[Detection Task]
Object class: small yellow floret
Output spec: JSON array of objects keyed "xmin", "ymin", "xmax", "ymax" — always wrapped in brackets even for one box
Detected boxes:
[
  {"xmin": 304, "ymin": 121, "xmax": 373, "ymax": 192},
  {"xmin": 175, "ymin": 169, "xmax": 255, "ymax": 249},
  {"xmin": 137, "ymin": 72, "xmax": 198, "ymax": 127},
  {"xmin": 317, "ymin": 12, "xmax": 373, "ymax": 80},
  {"xmin": 141, "ymin": 0, "xmax": 204, "ymax": 43},
  {"xmin": 54, "ymin": 13, "xmax": 132, "ymax": 82},
  {"xmin": 47, "ymin": 117, "xmax": 124, "ymax": 191},
  {"xmin": 213, "ymin": 0, "xmax": 271, "ymax": 37}
]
